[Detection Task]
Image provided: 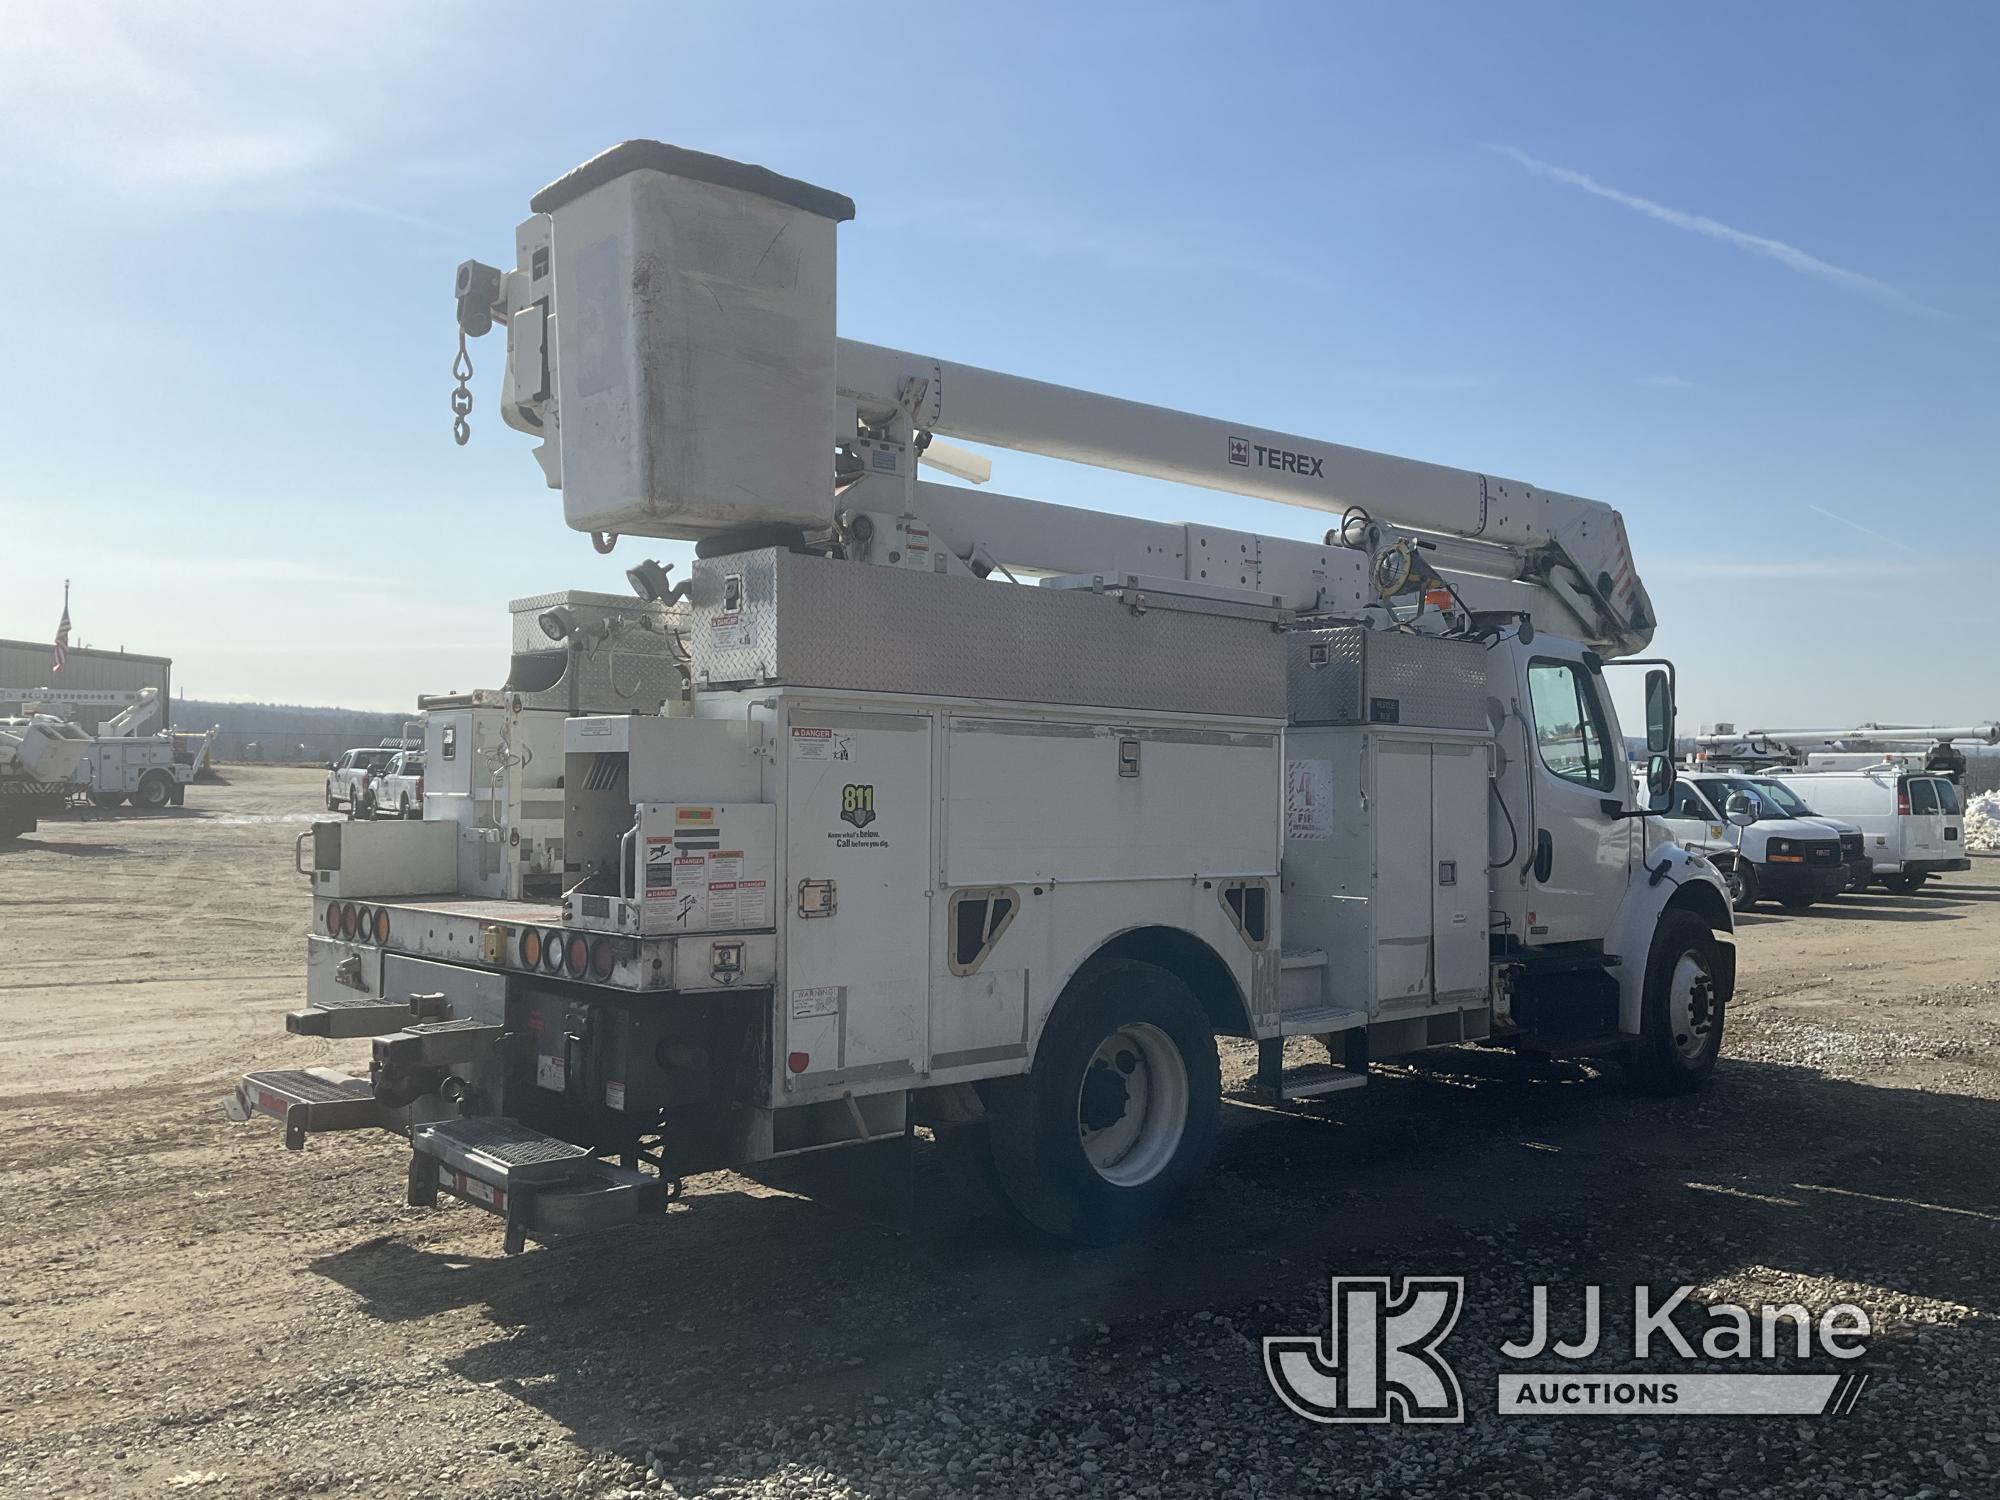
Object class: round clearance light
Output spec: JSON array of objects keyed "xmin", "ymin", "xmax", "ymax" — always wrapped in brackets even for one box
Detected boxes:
[
  {"xmin": 340, "ymin": 902, "xmax": 359, "ymax": 939},
  {"xmin": 541, "ymin": 929, "xmax": 564, "ymax": 975},
  {"xmin": 518, "ymin": 927, "xmax": 543, "ymax": 970},
  {"xmin": 589, "ymin": 937, "xmax": 615, "ymax": 981},
  {"xmin": 323, "ymin": 903, "xmax": 340, "ymax": 936},
  {"xmin": 565, "ymin": 933, "xmax": 591, "ymax": 977},
  {"xmin": 373, "ymin": 907, "xmax": 391, "ymax": 944}
]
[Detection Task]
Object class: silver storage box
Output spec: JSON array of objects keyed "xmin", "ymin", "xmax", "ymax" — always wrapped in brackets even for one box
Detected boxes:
[
  {"xmin": 1286, "ymin": 625, "xmax": 1487, "ymax": 730},
  {"xmin": 690, "ymin": 549, "xmax": 1286, "ymax": 719}
]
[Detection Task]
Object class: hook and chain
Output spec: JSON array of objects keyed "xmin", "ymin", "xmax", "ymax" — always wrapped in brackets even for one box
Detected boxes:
[{"xmin": 450, "ymin": 331, "xmax": 475, "ymax": 445}]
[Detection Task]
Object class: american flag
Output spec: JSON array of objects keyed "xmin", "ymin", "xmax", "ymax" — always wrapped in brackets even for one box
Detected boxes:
[{"xmin": 53, "ymin": 583, "xmax": 70, "ymax": 673}]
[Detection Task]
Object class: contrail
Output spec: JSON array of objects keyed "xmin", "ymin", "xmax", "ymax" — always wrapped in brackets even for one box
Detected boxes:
[{"xmin": 1486, "ymin": 145, "xmax": 1942, "ymax": 320}]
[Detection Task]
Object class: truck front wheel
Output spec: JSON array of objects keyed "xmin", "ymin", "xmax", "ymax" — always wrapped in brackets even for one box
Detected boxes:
[
  {"xmin": 1624, "ymin": 910, "xmax": 1725, "ymax": 1095},
  {"xmin": 1723, "ymin": 859, "xmax": 1759, "ymax": 912},
  {"xmin": 988, "ymin": 959, "xmax": 1219, "ymax": 1244}
]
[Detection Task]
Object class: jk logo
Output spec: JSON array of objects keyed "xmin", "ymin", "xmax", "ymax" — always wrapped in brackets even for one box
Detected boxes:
[{"xmin": 1264, "ymin": 1276, "xmax": 1465, "ymax": 1424}]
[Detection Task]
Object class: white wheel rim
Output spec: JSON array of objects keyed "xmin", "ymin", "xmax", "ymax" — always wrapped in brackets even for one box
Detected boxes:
[
  {"xmin": 1076, "ymin": 1021, "xmax": 1189, "ymax": 1188},
  {"xmin": 1668, "ymin": 952, "xmax": 1717, "ymax": 1061}
]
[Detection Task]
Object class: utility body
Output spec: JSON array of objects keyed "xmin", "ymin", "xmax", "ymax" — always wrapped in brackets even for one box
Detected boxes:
[{"xmin": 231, "ymin": 142, "xmax": 1733, "ymax": 1251}]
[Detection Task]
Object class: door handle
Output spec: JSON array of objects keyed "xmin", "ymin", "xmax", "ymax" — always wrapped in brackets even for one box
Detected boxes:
[{"xmin": 1532, "ymin": 829, "xmax": 1554, "ymax": 882}]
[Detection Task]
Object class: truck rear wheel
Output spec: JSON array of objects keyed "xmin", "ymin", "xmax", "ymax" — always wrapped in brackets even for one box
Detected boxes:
[
  {"xmin": 987, "ymin": 959, "xmax": 1219, "ymax": 1244},
  {"xmin": 1881, "ymin": 873, "xmax": 1927, "ymax": 894},
  {"xmin": 1624, "ymin": 910, "xmax": 1725, "ymax": 1095},
  {"xmin": 133, "ymin": 772, "xmax": 173, "ymax": 811}
]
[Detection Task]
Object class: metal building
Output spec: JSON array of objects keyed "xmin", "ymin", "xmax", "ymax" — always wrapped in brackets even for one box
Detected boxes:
[{"xmin": 0, "ymin": 640, "xmax": 173, "ymax": 733}]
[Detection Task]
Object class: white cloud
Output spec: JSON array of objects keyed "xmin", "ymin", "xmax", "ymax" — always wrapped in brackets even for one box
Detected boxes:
[
  {"xmin": 0, "ymin": 2, "xmax": 462, "ymax": 206},
  {"xmin": 1486, "ymin": 145, "xmax": 1942, "ymax": 320}
]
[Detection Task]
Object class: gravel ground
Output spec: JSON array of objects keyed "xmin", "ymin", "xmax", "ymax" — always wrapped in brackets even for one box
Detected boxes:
[{"xmin": 1, "ymin": 767, "xmax": 1996, "ymax": 1498}]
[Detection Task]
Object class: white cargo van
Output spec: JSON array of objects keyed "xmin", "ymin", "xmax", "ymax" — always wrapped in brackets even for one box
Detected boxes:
[{"xmin": 1766, "ymin": 767, "xmax": 1968, "ymax": 892}]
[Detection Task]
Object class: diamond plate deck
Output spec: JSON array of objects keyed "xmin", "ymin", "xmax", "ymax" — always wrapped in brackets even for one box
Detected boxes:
[{"xmin": 413, "ymin": 1117, "xmax": 591, "ymax": 1186}]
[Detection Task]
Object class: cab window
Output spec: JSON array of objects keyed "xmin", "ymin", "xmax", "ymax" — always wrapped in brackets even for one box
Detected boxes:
[
  {"xmin": 1665, "ymin": 782, "xmax": 1711, "ymax": 819},
  {"xmin": 1526, "ymin": 659, "xmax": 1617, "ymax": 791}
]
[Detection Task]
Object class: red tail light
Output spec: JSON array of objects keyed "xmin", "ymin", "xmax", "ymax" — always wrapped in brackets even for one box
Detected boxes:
[
  {"xmin": 589, "ymin": 937, "xmax": 616, "ymax": 981},
  {"xmin": 565, "ymin": 933, "xmax": 590, "ymax": 976},
  {"xmin": 323, "ymin": 903, "xmax": 340, "ymax": 935},
  {"xmin": 340, "ymin": 902, "xmax": 359, "ymax": 938},
  {"xmin": 414, "ymin": 776, "xmax": 424, "ymax": 801},
  {"xmin": 1897, "ymin": 785, "xmax": 1911, "ymax": 815}
]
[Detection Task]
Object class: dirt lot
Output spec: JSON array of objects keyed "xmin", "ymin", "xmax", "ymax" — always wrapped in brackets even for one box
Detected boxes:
[{"xmin": 2, "ymin": 765, "xmax": 1996, "ymax": 1499}]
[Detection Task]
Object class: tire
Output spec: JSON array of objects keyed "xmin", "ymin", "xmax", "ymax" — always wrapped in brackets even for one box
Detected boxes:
[
  {"xmin": 1722, "ymin": 859, "xmax": 1759, "ymax": 912},
  {"xmin": 1778, "ymin": 893, "xmax": 1817, "ymax": 912},
  {"xmin": 132, "ymin": 773, "xmax": 173, "ymax": 811},
  {"xmin": 325, "ymin": 784, "xmax": 341, "ymax": 811},
  {"xmin": 987, "ymin": 959, "xmax": 1220, "ymax": 1244},
  {"xmin": 1881, "ymin": 873, "xmax": 1927, "ymax": 894},
  {"xmin": 1624, "ymin": 910, "xmax": 1726, "ymax": 1095},
  {"xmin": 399, "ymin": 795, "xmax": 416, "ymax": 820},
  {"xmin": 88, "ymin": 791, "xmax": 127, "ymax": 809},
  {"xmin": 933, "ymin": 1122, "xmax": 1019, "ymax": 1222}
]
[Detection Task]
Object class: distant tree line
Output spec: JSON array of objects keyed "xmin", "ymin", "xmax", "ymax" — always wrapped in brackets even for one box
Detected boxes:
[{"xmin": 180, "ymin": 699, "xmax": 413, "ymax": 765}]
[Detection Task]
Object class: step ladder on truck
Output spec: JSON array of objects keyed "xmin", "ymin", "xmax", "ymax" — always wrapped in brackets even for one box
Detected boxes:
[{"xmin": 228, "ymin": 141, "xmax": 1735, "ymax": 1252}]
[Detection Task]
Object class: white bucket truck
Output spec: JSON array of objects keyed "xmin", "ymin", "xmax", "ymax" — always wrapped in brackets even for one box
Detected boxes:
[{"xmin": 230, "ymin": 142, "xmax": 1732, "ymax": 1251}]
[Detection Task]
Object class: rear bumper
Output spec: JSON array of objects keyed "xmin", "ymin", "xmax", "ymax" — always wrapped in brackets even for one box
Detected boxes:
[
  {"xmin": 1905, "ymin": 857, "xmax": 1972, "ymax": 876},
  {"xmin": 1759, "ymin": 862, "xmax": 1852, "ymax": 900}
]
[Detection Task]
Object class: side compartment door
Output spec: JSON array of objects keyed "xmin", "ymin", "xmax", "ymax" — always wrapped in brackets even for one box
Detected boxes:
[
  {"xmin": 1519, "ymin": 656, "xmax": 1631, "ymax": 944},
  {"xmin": 1430, "ymin": 741, "xmax": 1489, "ymax": 1000},
  {"xmin": 1371, "ymin": 737, "xmax": 1434, "ymax": 1002},
  {"xmin": 782, "ymin": 710, "xmax": 933, "ymax": 1092}
]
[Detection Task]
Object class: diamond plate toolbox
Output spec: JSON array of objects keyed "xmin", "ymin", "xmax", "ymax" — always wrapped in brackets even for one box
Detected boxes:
[
  {"xmin": 1286, "ymin": 624, "xmax": 1487, "ymax": 730},
  {"xmin": 688, "ymin": 549, "xmax": 1286, "ymax": 718}
]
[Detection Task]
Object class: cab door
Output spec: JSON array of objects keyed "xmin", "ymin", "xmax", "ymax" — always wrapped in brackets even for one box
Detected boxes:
[{"xmin": 1519, "ymin": 655, "xmax": 1632, "ymax": 944}]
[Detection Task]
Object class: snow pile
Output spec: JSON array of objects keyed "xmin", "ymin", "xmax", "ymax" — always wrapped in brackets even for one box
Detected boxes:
[{"xmin": 1964, "ymin": 791, "xmax": 2000, "ymax": 852}]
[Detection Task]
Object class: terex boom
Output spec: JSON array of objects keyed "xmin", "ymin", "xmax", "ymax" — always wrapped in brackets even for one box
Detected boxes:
[{"xmin": 231, "ymin": 142, "xmax": 1732, "ymax": 1251}]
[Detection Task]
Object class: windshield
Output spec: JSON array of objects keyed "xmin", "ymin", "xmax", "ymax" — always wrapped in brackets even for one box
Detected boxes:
[
  {"xmin": 1749, "ymin": 779, "xmax": 1815, "ymax": 818},
  {"xmin": 1694, "ymin": 778, "xmax": 1792, "ymax": 822}
]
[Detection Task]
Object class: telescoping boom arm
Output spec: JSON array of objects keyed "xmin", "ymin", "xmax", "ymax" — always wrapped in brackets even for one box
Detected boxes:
[{"xmin": 462, "ymin": 140, "xmax": 1657, "ymax": 656}]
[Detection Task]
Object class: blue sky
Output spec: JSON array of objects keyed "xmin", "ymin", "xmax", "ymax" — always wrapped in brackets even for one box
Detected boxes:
[{"xmin": 3, "ymin": 2, "xmax": 1994, "ymax": 729}]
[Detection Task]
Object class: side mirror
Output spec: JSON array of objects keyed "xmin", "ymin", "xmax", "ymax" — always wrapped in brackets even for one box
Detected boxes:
[
  {"xmin": 1644, "ymin": 752, "xmax": 1676, "ymax": 813},
  {"xmin": 326, "ymin": 761, "xmax": 338, "ymax": 771},
  {"xmin": 1643, "ymin": 668, "xmax": 1674, "ymax": 756},
  {"xmin": 1724, "ymin": 792, "xmax": 1757, "ymax": 828}
]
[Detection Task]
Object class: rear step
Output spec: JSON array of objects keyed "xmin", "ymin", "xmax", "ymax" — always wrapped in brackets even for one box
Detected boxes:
[
  {"xmin": 226, "ymin": 1068, "xmax": 384, "ymax": 1150},
  {"xmin": 409, "ymin": 1117, "xmax": 667, "ymax": 1254}
]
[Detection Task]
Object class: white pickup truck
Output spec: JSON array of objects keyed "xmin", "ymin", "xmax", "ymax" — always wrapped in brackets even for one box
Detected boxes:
[
  {"xmin": 357, "ymin": 750, "xmax": 425, "ymax": 820},
  {"xmin": 324, "ymin": 747, "xmax": 397, "ymax": 812}
]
